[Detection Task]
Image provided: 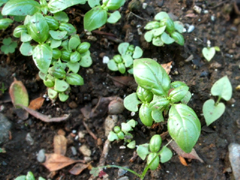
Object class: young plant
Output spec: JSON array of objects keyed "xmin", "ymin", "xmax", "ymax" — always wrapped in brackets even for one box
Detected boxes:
[
  {"xmin": 124, "ymin": 58, "xmax": 200, "ymax": 153},
  {"xmin": 15, "ymin": 171, "xmax": 45, "ymax": 180},
  {"xmin": 0, "ymin": 82, "xmax": 7, "ymax": 93},
  {"xmin": 1, "ymin": 37, "xmax": 17, "ymax": 54},
  {"xmin": 108, "ymin": 119, "xmax": 137, "ymax": 149},
  {"xmin": 203, "ymin": 76, "xmax": 232, "ymax": 126},
  {"xmin": 144, "ymin": 11, "xmax": 184, "ymax": 46},
  {"xmin": 202, "ymin": 46, "xmax": 220, "ymax": 62},
  {"xmin": 84, "ymin": 0, "xmax": 126, "ymax": 31},
  {"xmin": 107, "ymin": 42, "xmax": 143, "ymax": 74},
  {"xmin": 2, "ymin": 0, "xmax": 92, "ymax": 102}
]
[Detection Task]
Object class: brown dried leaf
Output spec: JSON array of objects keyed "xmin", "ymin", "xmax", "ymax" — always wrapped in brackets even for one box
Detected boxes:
[
  {"xmin": 161, "ymin": 61, "xmax": 172, "ymax": 75},
  {"xmin": 42, "ymin": 153, "xmax": 85, "ymax": 171},
  {"xmin": 69, "ymin": 163, "xmax": 89, "ymax": 175},
  {"xmin": 107, "ymin": 75, "xmax": 136, "ymax": 88},
  {"xmin": 28, "ymin": 97, "xmax": 44, "ymax": 110},
  {"xmin": 169, "ymin": 140, "xmax": 204, "ymax": 163},
  {"xmin": 178, "ymin": 156, "xmax": 188, "ymax": 166},
  {"xmin": 54, "ymin": 135, "xmax": 67, "ymax": 155}
]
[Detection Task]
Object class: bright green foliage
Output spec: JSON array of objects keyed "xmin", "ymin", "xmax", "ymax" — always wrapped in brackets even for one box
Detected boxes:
[
  {"xmin": 124, "ymin": 58, "xmax": 200, "ymax": 153},
  {"xmin": 202, "ymin": 46, "xmax": 220, "ymax": 61},
  {"xmin": 14, "ymin": 171, "xmax": 46, "ymax": 180},
  {"xmin": 2, "ymin": 0, "xmax": 93, "ymax": 102},
  {"xmin": 0, "ymin": 18, "xmax": 13, "ymax": 30},
  {"xmin": 203, "ymin": 76, "xmax": 232, "ymax": 126},
  {"xmin": 84, "ymin": 0, "xmax": 125, "ymax": 31},
  {"xmin": 144, "ymin": 11, "xmax": 184, "ymax": 46},
  {"xmin": 1, "ymin": 37, "xmax": 17, "ymax": 54},
  {"xmin": 107, "ymin": 42, "xmax": 143, "ymax": 74},
  {"xmin": 108, "ymin": 119, "xmax": 137, "ymax": 149}
]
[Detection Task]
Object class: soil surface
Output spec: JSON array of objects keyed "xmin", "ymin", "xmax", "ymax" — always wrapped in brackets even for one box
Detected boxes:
[{"xmin": 1, "ymin": 0, "xmax": 240, "ymax": 179}]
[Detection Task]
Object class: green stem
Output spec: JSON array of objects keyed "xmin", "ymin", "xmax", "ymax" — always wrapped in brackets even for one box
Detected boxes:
[
  {"xmin": 105, "ymin": 165, "xmax": 142, "ymax": 178},
  {"xmin": 215, "ymin": 96, "xmax": 221, "ymax": 105}
]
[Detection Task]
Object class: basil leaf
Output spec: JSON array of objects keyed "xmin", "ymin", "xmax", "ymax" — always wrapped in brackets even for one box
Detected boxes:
[
  {"xmin": 84, "ymin": 6, "xmax": 107, "ymax": 32},
  {"xmin": 2, "ymin": 0, "xmax": 40, "ymax": 16},
  {"xmin": 169, "ymin": 85, "xmax": 189, "ymax": 103},
  {"xmin": 107, "ymin": 10, "xmax": 121, "ymax": 24},
  {"xmin": 54, "ymin": 79, "xmax": 69, "ymax": 92},
  {"xmin": 105, "ymin": 0, "xmax": 125, "ymax": 10},
  {"xmin": 123, "ymin": 93, "xmax": 141, "ymax": 112},
  {"xmin": 48, "ymin": 0, "xmax": 86, "ymax": 13},
  {"xmin": 32, "ymin": 44, "xmax": 52, "ymax": 73},
  {"xmin": 20, "ymin": 42, "xmax": 33, "ymax": 56},
  {"xmin": 88, "ymin": 0, "xmax": 100, "ymax": 8},
  {"xmin": 133, "ymin": 58, "xmax": 171, "ymax": 96},
  {"xmin": 168, "ymin": 104, "xmax": 201, "ymax": 153},
  {"xmin": 27, "ymin": 12, "xmax": 49, "ymax": 43},
  {"xmin": 118, "ymin": 42, "xmax": 129, "ymax": 55},
  {"xmin": 49, "ymin": 30, "xmax": 67, "ymax": 40},
  {"xmin": 80, "ymin": 50, "xmax": 92, "ymax": 67},
  {"xmin": 0, "ymin": 18, "xmax": 13, "ymax": 30},
  {"xmin": 0, "ymin": 0, "xmax": 8, "ymax": 7},
  {"xmin": 53, "ymin": 12, "xmax": 69, "ymax": 23}
]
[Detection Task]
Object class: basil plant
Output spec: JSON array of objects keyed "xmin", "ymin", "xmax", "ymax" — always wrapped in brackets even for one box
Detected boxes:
[
  {"xmin": 107, "ymin": 42, "xmax": 143, "ymax": 74},
  {"xmin": 124, "ymin": 58, "xmax": 201, "ymax": 153},
  {"xmin": 2, "ymin": 0, "xmax": 92, "ymax": 102},
  {"xmin": 84, "ymin": 0, "xmax": 126, "ymax": 31},
  {"xmin": 144, "ymin": 12, "xmax": 184, "ymax": 46}
]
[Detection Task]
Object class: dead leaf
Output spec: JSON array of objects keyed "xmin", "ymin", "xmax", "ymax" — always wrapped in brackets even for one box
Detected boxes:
[
  {"xmin": 16, "ymin": 104, "xmax": 70, "ymax": 122},
  {"xmin": 69, "ymin": 163, "xmax": 89, "ymax": 175},
  {"xmin": 178, "ymin": 156, "xmax": 188, "ymax": 166},
  {"xmin": 42, "ymin": 153, "xmax": 85, "ymax": 171},
  {"xmin": 161, "ymin": 61, "xmax": 172, "ymax": 75},
  {"xmin": 185, "ymin": 13, "xmax": 198, "ymax": 18},
  {"xmin": 28, "ymin": 97, "xmax": 44, "ymax": 110},
  {"xmin": 169, "ymin": 140, "xmax": 204, "ymax": 163},
  {"xmin": 9, "ymin": 78, "xmax": 29, "ymax": 108},
  {"xmin": 54, "ymin": 135, "xmax": 67, "ymax": 155},
  {"xmin": 107, "ymin": 75, "xmax": 136, "ymax": 88},
  {"xmin": 14, "ymin": 108, "xmax": 29, "ymax": 120}
]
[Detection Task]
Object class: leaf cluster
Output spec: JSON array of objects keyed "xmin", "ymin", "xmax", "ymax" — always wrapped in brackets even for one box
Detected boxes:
[
  {"xmin": 203, "ymin": 76, "xmax": 232, "ymax": 126},
  {"xmin": 144, "ymin": 12, "xmax": 184, "ymax": 46},
  {"xmin": 108, "ymin": 119, "xmax": 137, "ymax": 149},
  {"xmin": 124, "ymin": 58, "xmax": 201, "ymax": 153},
  {"xmin": 2, "ymin": 0, "xmax": 92, "ymax": 102},
  {"xmin": 1, "ymin": 37, "xmax": 17, "ymax": 54},
  {"xmin": 84, "ymin": 0, "xmax": 125, "ymax": 31},
  {"xmin": 107, "ymin": 42, "xmax": 143, "ymax": 74},
  {"xmin": 15, "ymin": 171, "xmax": 45, "ymax": 180}
]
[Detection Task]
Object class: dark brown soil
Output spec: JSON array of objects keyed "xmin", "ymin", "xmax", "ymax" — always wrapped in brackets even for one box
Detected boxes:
[{"xmin": 1, "ymin": 0, "xmax": 240, "ymax": 179}]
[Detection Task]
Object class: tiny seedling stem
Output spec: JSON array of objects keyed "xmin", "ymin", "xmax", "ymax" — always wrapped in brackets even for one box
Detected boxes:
[{"xmin": 215, "ymin": 96, "xmax": 222, "ymax": 105}]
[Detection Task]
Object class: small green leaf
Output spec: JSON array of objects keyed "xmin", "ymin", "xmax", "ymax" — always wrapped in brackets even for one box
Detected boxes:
[
  {"xmin": 139, "ymin": 103, "xmax": 154, "ymax": 127},
  {"xmin": 90, "ymin": 167, "xmax": 102, "ymax": 177},
  {"xmin": 147, "ymin": 152, "xmax": 159, "ymax": 170},
  {"xmin": 84, "ymin": 6, "xmax": 107, "ymax": 32},
  {"xmin": 123, "ymin": 93, "xmax": 141, "ymax": 112},
  {"xmin": 0, "ymin": 18, "xmax": 13, "ymax": 30},
  {"xmin": 2, "ymin": 37, "xmax": 12, "ymax": 45},
  {"xmin": 20, "ymin": 42, "xmax": 33, "ymax": 56},
  {"xmin": 211, "ymin": 76, "xmax": 232, "ymax": 101},
  {"xmin": 70, "ymin": 51, "xmax": 81, "ymax": 63},
  {"xmin": 174, "ymin": 21, "xmax": 184, "ymax": 33},
  {"xmin": 127, "ymin": 140, "xmax": 136, "ymax": 149},
  {"xmin": 107, "ymin": 59, "xmax": 118, "ymax": 71},
  {"xmin": 152, "ymin": 26, "xmax": 166, "ymax": 37},
  {"xmin": 26, "ymin": 171, "xmax": 35, "ymax": 180},
  {"xmin": 149, "ymin": 134, "xmax": 162, "ymax": 153},
  {"xmin": 68, "ymin": 35, "xmax": 81, "ymax": 50},
  {"xmin": 121, "ymin": 122, "xmax": 133, "ymax": 133},
  {"xmin": 214, "ymin": 46, "xmax": 220, "ymax": 51},
  {"xmin": 181, "ymin": 91, "xmax": 192, "ymax": 104},
  {"xmin": 58, "ymin": 92, "xmax": 69, "ymax": 102},
  {"xmin": 171, "ymin": 81, "xmax": 187, "ymax": 88},
  {"xmin": 48, "ymin": 88, "xmax": 58, "ymax": 99},
  {"xmin": 169, "ymin": 85, "xmax": 189, "ymax": 103},
  {"xmin": 144, "ymin": 21, "xmax": 161, "ymax": 30},
  {"xmin": 76, "ymin": 42, "xmax": 90, "ymax": 54},
  {"xmin": 108, "ymin": 131, "xmax": 119, "ymax": 141},
  {"xmin": 118, "ymin": 42, "xmax": 129, "ymax": 55},
  {"xmin": 13, "ymin": 25, "xmax": 28, "ymax": 38},
  {"xmin": 133, "ymin": 46, "xmax": 143, "ymax": 59},
  {"xmin": 171, "ymin": 31, "xmax": 184, "ymax": 46},
  {"xmin": 105, "ymin": 0, "xmax": 125, "ymax": 10},
  {"xmin": 127, "ymin": 119, "xmax": 137, "ymax": 128},
  {"xmin": 0, "ymin": 0, "xmax": 8, "ymax": 7},
  {"xmin": 161, "ymin": 32, "xmax": 175, "ymax": 44},
  {"xmin": 48, "ymin": 0, "xmax": 86, "ymax": 13},
  {"xmin": 32, "ymin": 44, "xmax": 52, "ymax": 73},
  {"xmin": 49, "ymin": 30, "xmax": 67, "ymax": 40},
  {"xmin": 79, "ymin": 51, "xmax": 92, "ymax": 67},
  {"xmin": 50, "ymin": 39, "xmax": 62, "ymax": 48},
  {"xmin": 165, "ymin": 18, "xmax": 175, "ymax": 34},
  {"xmin": 159, "ymin": 146, "xmax": 172, "ymax": 163},
  {"xmin": 152, "ymin": 37, "xmax": 164, "ymax": 46},
  {"xmin": 168, "ymin": 104, "xmax": 201, "ymax": 153},
  {"xmin": 203, "ymin": 99, "xmax": 225, "ymax": 126},
  {"xmin": 14, "ymin": 175, "xmax": 27, "ymax": 180},
  {"xmin": 154, "ymin": 12, "xmax": 169, "ymax": 21},
  {"xmin": 144, "ymin": 31, "xmax": 153, "ymax": 42},
  {"xmin": 9, "ymin": 78, "xmax": 29, "ymax": 108},
  {"xmin": 202, "ymin": 47, "xmax": 215, "ymax": 61},
  {"xmin": 122, "ymin": 54, "xmax": 133, "ymax": 67},
  {"xmin": 151, "ymin": 109, "xmax": 164, "ymax": 122},
  {"xmin": 137, "ymin": 143, "xmax": 149, "ymax": 160},
  {"xmin": 20, "ymin": 32, "xmax": 32, "ymax": 42},
  {"xmin": 54, "ymin": 79, "xmax": 69, "ymax": 92},
  {"xmin": 53, "ymin": 11, "xmax": 69, "ymax": 23},
  {"xmin": 88, "ymin": 0, "xmax": 100, "ymax": 8},
  {"xmin": 136, "ymin": 86, "xmax": 153, "ymax": 103},
  {"xmin": 107, "ymin": 10, "xmax": 121, "ymax": 24},
  {"xmin": 67, "ymin": 62, "xmax": 80, "ymax": 73},
  {"xmin": 66, "ymin": 73, "xmax": 84, "ymax": 86},
  {"xmin": 59, "ymin": 23, "xmax": 76, "ymax": 35},
  {"xmin": 2, "ymin": 0, "xmax": 40, "ymax": 16}
]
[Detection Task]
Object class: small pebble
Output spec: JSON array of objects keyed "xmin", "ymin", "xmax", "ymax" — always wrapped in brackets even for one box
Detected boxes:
[
  {"xmin": 37, "ymin": 149, "xmax": 46, "ymax": 163},
  {"xmin": 118, "ymin": 176, "xmax": 129, "ymax": 180},
  {"xmin": 103, "ymin": 56, "xmax": 110, "ymax": 64},
  {"xmin": 78, "ymin": 131, "xmax": 86, "ymax": 139},
  {"xmin": 118, "ymin": 167, "xmax": 128, "ymax": 177},
  {"xmin": 79, "ymin": 144, "xmax": 91, "ymax": 157},
  {"xmin": 84, "ymin": 156, "xmax": 92, "ymax": 162},
  {"xmin": 142, "ymin": 3, "xmax": 147, "ymax": 9},
  {"xmin": 68, "ymin": 101, "xmax": 78, "ymax": 109},
  {"xmin": 26, "ymin": 133, "xmax": 34, "ymax": 145},
  {"xmin": 97, "ymin": 138, "xmax": 103, "ymax": 146},
  {"xmin": 228, "ymin": 143, "xmax": 240, "ymax": 180},
  {"xmin": 187, "ymin": 25, "xmax": 195, "ymax": 33},
  {"xmin": 57, "ymin": 129, "xmax": 66, "ymax": 136},
  {"xmin": 70, "ymin": 146, "xmax": 77, "ymax": 156}
]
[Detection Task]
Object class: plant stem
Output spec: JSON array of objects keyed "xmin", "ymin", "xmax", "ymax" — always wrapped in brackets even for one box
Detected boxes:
[
  {"xmin": 105, "ymin": 165, "xmax": 142, "ymax": 178},
  {"xmin": 215, "ymin": 96, "xmax": 222, "ymax": 105}
]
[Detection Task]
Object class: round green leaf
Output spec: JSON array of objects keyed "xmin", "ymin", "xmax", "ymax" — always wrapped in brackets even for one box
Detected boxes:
[
  {"xmin": 171, "ymin": 81, "xmax": 187, "ymax": 88},
  {"xmin": 79, "ymin": 51, "xmax": 92, "ymax": 67},
  {"xmin": 107, "ymin": 10, "xmax": 121, "ymax": 24},
  {"xmin": 144, "ymin": 31, "xmax": 153, "ymax": 42},
  {"xmin": 48, "ymin": 0, "xmax": 86, "ymax": 13},
  {"xmin": 53, "ymin": 11, "xmax": 69, "ymax": 22},
  {"xmin": 20, "ymin": 42, "xmax": 33, "ymax": 56},
  {"xmin": 13, "ymin": 25, "xmax": 27, "ymax": 38},
  {"xmin": 152, "ymin": 37, "xmax": 164, "ymax": 46},
  {"xmin": 58, "ymin": 92, "xmax": 69, "ymax": 102},
  {"xmin": 49, "ymin": 30, "xmax": 67, "ymax": 40},
  {"xmin": 147, "ymin": 152, "xmax": 159, "ymax": 170},
  {"xmin": 159, "ymin": 146, "xmax": 172, "ymax": 163},
  {"xmin": 48, "ymin": 88, "xmax": 58, "ymax": 99},
  {"xmin": 67, "ymin": 62, "xmax": 80, "ymax": 73},
  {"xmin": 59, "ymin": 23, "xmax": 76, "ymax": 35},
  {"xmin": 84, "ymin": 6, "xmax": 107, "ymax": 32},
  {"xmin": 139, "ymin": 103, "xmax": 154, "ymax": 127},
  {"xmin": 133, "ymin": 46, "xmax": 143, "ymax": 59},
  {"xmin": 136, "ymin": 86, "xmax": 153, "ymax": 103},
  {"xmin": 68, "ymin": 35, "xmax": 81, "ymax": 50},
  {"xmin": 171, "ymin": 31, "xmax": 184, "ymax": 46},
  {"xmin": 165, "ymin": 18, "xmax": 175, "ymax": 34},
  {"xmin": 121, "ymin": 122, "xmax": 133, "ymax": 133},
  {"xmin": 144, "ymin": 21, "xmax": 161, "ymax": 30},
  {"xmin": 154, "ymin": 12, "xmax": 169, "ymax": 21},
  {"xmin": 32, "ymin": 44, "xmax": 52, "ymax": 73},
  {"xmin": 88, "ymin": 0, "xmax": 100, "ymax": 8},
  {"xmin": 50, "ymin": 39, "xmax": 62, "ymax": 48},
  {"xmin": 149, "ymin": 96, "xmax": 169, "ymax": 110},
  {"xmin": 107, "ymin": 59, "xmax": 118, "ymax": 71},
  {"xmin": 118, "ymin": 42, "xmax": 129, "ymax": 55},
  {"xmin": 152, "ymin": 26, "xmax": 166, "ymax": 37},
  {"xmin": 161, "ymin": 32, "xmax": 175, "ymax": 44},
  {"xmin": 168, "ymin": 104, "xmax": 201, "ymax": 153},
  {"xmin": 20, "ymin": 32, "xmax": 32, "ymax": 42},
  {"xmin": 2, "ymin": 0, "xmax": 40, "ymax": 16},
  {"xmin": 174, "ymin": 21, "xmax": 184, "ymax": 33},
  {"xmin": 0, "ymin": 18, "xmax": 13, "ymax": 30},
  {"xmin": 127, "ymin": 140, "xmax": 136, "ymax": 149},
  {"xmin": 203, "ymin": 99, "xmax": 225, "ymax": 126},
  {"xmin": 66, "ymin": 73, "xmax": 84, "ymax": 86},
  {"xmin": 70, "ymin": 51, "xmax": 81, "ymax": 63},
  {"xmin": 202, "ymin": 47, "xmax": 215, "ymax": 62},
  {"xmin": 149, "ymin": 134, "xmax": 162, "ymax": 153},
  {"xmin": 122, "ymin": 54, "xmax": 133, "ymax": 67},
  {"xmin": 181, "ymin": 91, "xmax": 192, "ymax": 104},
  {"xmin": 151, "ymin": 109, "xmax": 164, "ymax": 123},
  {"xmin": 108, "ymin": 131, "xmax": 118, "ymax": 141},
  {"xmin": 77, "ymin": 42, "xmax": 90, "ymax": 54},
  {"xmin": 211, "ymin": 76, "xmax": 232, "ymax": 101},
  {"xmin": 169, "ymin": 85, "xmax": 189, "ymax": 103},
  {"xmin": 123, "ymin": 93, "xmax": 141, "ymax": 112},
  {"xmin": 136, "ymin": 143, "xmax": 149, "ymax": 160},
  {"xmin": 118, "ymin": 63, "xmax": 126, "ymax": 74},
  {"xmin": 105, "ymin": 0, "xmax": 125, "ymax": 10},
  {"xmin": 54, "ymin": 79, "xmax": 69, "ymax": 92}
]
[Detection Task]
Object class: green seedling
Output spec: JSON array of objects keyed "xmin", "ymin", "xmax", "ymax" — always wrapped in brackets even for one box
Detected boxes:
[
  {"xmin": 203, "ymin": 76, "xmax": 232, "ymax": 126},
  {"xmin": 0, "ymin": 82, "xmax": 7, "ymax": 93},
  {"xmin": 108, "ymin": 119, "xmax": 137, "ymax": 149},
  {"xmin": 1, "ymin": 37, "xmax": 17, "ymax": 54},
  {"xmin": 144, "ymin": 11, "xmax": 184, "ymax": 46},
  {"xmin": 107, "ymin": 42, "xmax": 143, "ymax": 74},
  {"xmin": 15, "ymin": 171, "xmax": 45, "ymax": 180},
  {"xmin": 124, "ymin": 58, "xmax": 200, "ymax": 153},
  {"xmin": 2, "ymin": 0, "xmax": 92, "ymax": 102},
  {"xmin": 84, "ymin": 0, "xmax": 125, "ymax": 31},
  {"xmin": 202, "ymin": 46, "xmax": 220, "ymax": 62}
]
